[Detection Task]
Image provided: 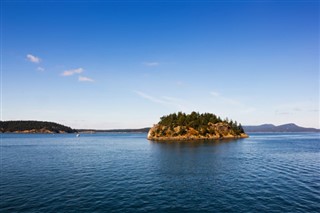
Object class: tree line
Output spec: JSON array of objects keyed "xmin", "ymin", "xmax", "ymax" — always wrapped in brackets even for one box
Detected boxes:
[
  {"xmin": 0, "ymin": 121, "xmax": 76, "ymax": 133},
  {"xmin": 158, "ymin": 112, "xmax": 244, "ymax": 134}
]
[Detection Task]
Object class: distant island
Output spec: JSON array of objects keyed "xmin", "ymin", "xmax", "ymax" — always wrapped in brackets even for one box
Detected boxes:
[
  {"xmin": 243, "ymin": 123, "xmax": 320, "ymax": 133},
  {"xmin": 0, "ymin": 121, "xmax": 77, "ymax": 133},
  {"xmin": 147, "ymin": 112, "xmax": 248, "ymax": 141}
]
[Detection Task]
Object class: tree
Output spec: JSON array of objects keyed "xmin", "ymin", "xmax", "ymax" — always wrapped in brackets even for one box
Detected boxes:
[{"xmin": 156, "ymin": 112, "xmax": 245, "ymax": 136}]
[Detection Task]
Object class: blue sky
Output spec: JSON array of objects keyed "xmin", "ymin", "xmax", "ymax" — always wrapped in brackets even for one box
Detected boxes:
[{"xmin": 1, "ymin": 0, "xmax": 319, "ymax": 129}]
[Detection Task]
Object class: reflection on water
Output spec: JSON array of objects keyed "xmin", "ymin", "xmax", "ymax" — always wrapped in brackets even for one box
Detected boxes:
[{"xmin": 149, "ymin": 137, "xmax": 242, "ymax": 145}]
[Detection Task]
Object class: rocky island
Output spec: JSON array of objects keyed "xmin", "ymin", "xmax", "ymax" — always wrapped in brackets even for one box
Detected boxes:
[
  {"xmin": 0, "ymin": 121, "xmax": 77, "ymax": 133},
  {"xmin": 148, "ymin": 112, "xmax": 248, "ymax": 141}
]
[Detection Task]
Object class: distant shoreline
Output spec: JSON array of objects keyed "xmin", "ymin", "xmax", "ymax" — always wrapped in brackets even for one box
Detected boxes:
[
  {"xmin": 76, "ymin": 128, "xmax": 150, "ymax": 134},
  {"xmin": 1, "ymin": 131, "xmax": 319, "ymax": 135}
]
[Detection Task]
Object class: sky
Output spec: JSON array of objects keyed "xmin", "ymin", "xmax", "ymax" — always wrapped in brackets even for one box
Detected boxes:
[{"xmin": 1, "ymin": 0, "xmax": 319, "ymax": 129}]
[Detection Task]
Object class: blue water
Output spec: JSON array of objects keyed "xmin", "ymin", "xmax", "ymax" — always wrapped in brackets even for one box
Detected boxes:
[{"xmin": 0, "ymin": 133, "xmax": 319, "ymax": 212}]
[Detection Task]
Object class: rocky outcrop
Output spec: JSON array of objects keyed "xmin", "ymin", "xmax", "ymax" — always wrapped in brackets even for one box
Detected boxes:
[{"xmin": 147, "ymin": 122, "xmax": 248, "ymax": 141}]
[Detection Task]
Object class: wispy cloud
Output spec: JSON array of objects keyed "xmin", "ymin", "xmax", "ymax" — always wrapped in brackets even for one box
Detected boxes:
[
  {"xmin": 162, "ymin": 96, "xmax": 183, "ymax": 102},
  {"xmin": 143, "ymin": 62, "xmax": 160, "ymax": 67},
  {"xmin": 26, "ymin": 54, "xmax": 41, "ymax": 63},
  {"xmin": 210, "ymin": 91, "xmax": 255, "ymax": 113},
  {"xmin": 210, "ymin": 91, "xmax": 220, "ymax": 97},
  {"xmin": 274, "ymin": 102, "xmax": 318, "ymax": 115},
  {"xmin": 275, "ymin": 110, "xmax": 292, "ymax": 115},
  {"xmin": 309, "ymin": 109, "xmax": 319, "ymax": 112},
  {"xmin": 61, "ymin": 68, "xmax": 84, "ymax": 76},
  {"xmin": 134, "ymin": 90, "xmax": 188, "ymax": 111},
  {"xmin": 37, "ymin": 67, "xmax": 45, "ymax": 72},
  {"xmin": 210, "ymin": 91, "xmax": 241, "ymax": 106},
  {"xmin": 134, "ymin": 91, "xmax": 167, "ymax": 105},
  {"xmin": 78, "ymin": 76, "xmax": 94, "ymax": 82}
]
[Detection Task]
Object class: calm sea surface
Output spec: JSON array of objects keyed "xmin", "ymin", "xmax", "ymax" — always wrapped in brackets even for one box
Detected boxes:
[{"xmin": 0, "ymin": 133, "xmax": 319, "ymax": 212}]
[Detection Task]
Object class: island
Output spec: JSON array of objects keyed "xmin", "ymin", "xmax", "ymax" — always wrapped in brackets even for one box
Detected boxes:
[
  {"xmin": 147, "ymin": 112, "xmax": 248, "ymax": 141},
  {"xmin": 0, "ymin": 121, "xmax": 77, "ymax": 133},
  {"xmin": 243, "ymin": 123, "xmax": 320, "ymax": 132}
]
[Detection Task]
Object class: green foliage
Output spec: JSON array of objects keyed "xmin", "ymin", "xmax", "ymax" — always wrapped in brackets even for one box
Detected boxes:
[
  {"xmin": 0, "ymin": 121, "xmax": 76, "ymax": 133},
  {"xmin": 158, "ymin": 111, "xmax": 244, "ymax": 135}
]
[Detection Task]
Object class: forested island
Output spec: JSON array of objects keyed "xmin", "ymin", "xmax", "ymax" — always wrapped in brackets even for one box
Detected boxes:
[
  {"xmin": 0, "ymin": 121, "xmax": 76, "ymax": 133},
  {"xmin": 148, "ymin": 112, "xmax": 248, "ymax": 141}
]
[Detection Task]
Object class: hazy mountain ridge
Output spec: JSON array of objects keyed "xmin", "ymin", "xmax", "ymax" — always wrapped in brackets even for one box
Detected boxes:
[{"xmin": 243, "ymin": 123, "xmax": 320, "ymax": 132}]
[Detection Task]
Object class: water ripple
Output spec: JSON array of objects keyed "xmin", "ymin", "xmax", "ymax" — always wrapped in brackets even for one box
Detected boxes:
[{"xmin": 1, "ymin": 133, "xmax": 319, "ymax": 212}]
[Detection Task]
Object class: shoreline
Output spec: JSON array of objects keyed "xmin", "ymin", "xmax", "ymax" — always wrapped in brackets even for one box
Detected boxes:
[{"xmin": 148, "ymin": 133, "xmax": 249, "ymax": 141}]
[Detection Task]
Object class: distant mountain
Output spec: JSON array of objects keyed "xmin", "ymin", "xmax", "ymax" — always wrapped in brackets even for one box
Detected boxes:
[{"xmin": 243, "ymin": 123, "xmax": 320, "ymax": 133}]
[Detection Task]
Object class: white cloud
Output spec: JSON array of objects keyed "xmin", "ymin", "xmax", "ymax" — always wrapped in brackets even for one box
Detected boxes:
[
  {"xmin": 26, "ymin": 54, "xmax": 41, "ymax": 63},
  {"xmin": 37, "ymin": 67, "xmax": 45, "ymax": 72},
  {"xmin": 134, "ymin": 91, "xmax": 188, "ymax": 111},
  {"xmin": 78, "ymin": 76, "xmax": 94, "ymax": 82},
  {"xmin": 61, "ymin": 68, "xmax": 84, "ymax": 76},
  {"xmin": 143, "ymin": 62, "xmax": 160, "ymax": 67}
]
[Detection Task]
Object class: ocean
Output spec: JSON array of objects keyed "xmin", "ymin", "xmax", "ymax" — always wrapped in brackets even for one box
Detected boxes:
[{"xmin": 0, "ymin": 133, "xmax": 319, "ymax": 212}]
